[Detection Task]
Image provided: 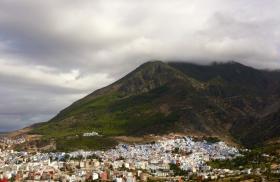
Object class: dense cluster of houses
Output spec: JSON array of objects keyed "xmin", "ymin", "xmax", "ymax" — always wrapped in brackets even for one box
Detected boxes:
[
  {"xmin": 0, "ymin": 136, "xmax": 25, "ymax": 147},
  {"xmin": 1, "ymin": 136, "xmax": 277, "ymax": 181}
]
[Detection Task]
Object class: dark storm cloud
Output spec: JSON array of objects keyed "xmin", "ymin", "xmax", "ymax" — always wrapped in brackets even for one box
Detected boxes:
[{"xmin": 0, "ymin": 0, "xmax": 280, "ymax": 131}]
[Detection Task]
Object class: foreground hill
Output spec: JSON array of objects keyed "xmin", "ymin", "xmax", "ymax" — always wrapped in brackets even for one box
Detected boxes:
[{"xmin": 29, "ymin": 61, "xmax": 280, "ymax": 150}]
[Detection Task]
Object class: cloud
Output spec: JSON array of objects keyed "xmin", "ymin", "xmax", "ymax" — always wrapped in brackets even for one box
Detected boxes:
[{"xmin": 0, "ymin": 0, "xmax": 280, "ymax": 131}]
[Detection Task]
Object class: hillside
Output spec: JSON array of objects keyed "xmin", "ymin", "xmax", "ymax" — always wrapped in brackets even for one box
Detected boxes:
[{"xmin": 28, "ymin": 61, "xmax": 280, "ymax": 150}]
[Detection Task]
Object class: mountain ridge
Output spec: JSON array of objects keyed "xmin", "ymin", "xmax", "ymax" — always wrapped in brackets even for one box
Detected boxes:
[{"xmin": 25, "ymin": 60, "xmax": 280, "ymax": 150}]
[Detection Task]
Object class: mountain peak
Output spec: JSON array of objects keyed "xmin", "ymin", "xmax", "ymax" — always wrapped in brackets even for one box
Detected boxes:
[
  {"xmin": 116, "ymin": 61, "xmax": 187, "ymax": 94},
  {"xmin": 140, "ymin": 60, "xmax": 165, "ymax": 66}
]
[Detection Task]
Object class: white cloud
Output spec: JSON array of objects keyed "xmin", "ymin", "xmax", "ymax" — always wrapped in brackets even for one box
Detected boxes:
[{"xmin": 0, "ymin": 0, "xmax": 280, "ymax": 130}]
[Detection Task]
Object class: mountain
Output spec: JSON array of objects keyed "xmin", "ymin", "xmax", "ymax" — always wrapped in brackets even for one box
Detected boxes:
[{"xmin": 28, "ymin": 61, "xmax": 280, "ymax": 151}]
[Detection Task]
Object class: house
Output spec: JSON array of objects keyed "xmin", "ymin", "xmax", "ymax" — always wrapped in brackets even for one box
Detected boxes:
[
  {"xmin": 100, "ymin": 171, "xmax": 108, "ymax": 181},
  {"xmin": 140, "ymin": 173, "xmax": 149, "ymax": 181},
  {"xmin": 83, "ymin": 131, "xmax": 99, "ymax": 137},
  {"xmin": 92, "ymin": 172, "xmax": 99, "ymax": 180}
]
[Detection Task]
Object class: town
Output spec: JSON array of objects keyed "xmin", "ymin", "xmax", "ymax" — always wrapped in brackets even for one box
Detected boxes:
[{"xmin": 0, "ymin": 135, "xmax": 279, "ymax": 181}]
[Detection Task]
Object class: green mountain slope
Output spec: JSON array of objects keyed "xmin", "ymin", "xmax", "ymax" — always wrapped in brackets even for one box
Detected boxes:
[{"xmin": 30, "ymin": 61, "xmax": 280, "ymax": 150}]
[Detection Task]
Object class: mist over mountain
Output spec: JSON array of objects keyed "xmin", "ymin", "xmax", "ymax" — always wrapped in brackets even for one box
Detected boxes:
[{"xmin": 1, "ymin": 1, "xmax": 280, "ymax": 132}]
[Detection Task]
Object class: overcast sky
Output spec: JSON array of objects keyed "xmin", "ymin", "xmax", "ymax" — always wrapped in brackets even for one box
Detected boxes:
[{"xmin": 0, "ymin": 0, "xmax": 280, "ymax": 131}]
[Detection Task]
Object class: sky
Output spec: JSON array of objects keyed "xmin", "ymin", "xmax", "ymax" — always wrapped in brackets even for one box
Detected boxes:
[{"xmin": 0, "ymin": 0, "xmax": 280, "ymax": 131}]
